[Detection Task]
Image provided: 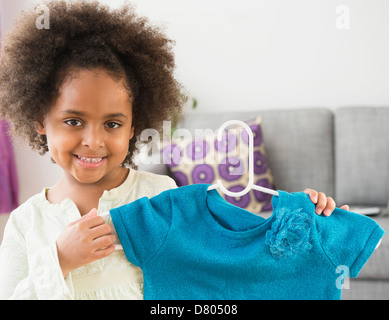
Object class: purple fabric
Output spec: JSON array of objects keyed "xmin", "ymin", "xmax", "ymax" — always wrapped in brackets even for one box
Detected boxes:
[
  {"xmin": 0, "ymin": 14, "xmax": 18, "ymax": 213},
  {"xmin": 0, "ymin": 121, "xmax": 19, "ymax": 213}
]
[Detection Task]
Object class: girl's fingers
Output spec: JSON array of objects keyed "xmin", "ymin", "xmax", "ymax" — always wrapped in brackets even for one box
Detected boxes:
[
  {"xmin": 94, "ymin": 244, "xmax": 116, "ymax": 259},
  {"xmin": 304, "ymin": 189, "xmax": 318, "ymax": 203},
  {"xmin": 69, "ymin": 208, "xmax": 97, "ymax": 225},
  {"xmin": 323, "ymin": 197, "xmax": 336, "ymax": 216},
  {"xmin": 315, "ymin": 192, "xmax": 327, "ymax": 215},
  {"xmin": 92, "ymin": 234, "xmax": 116, "ymax": 251},
  {"xmin": 90, "ymin": 223, "xmax": 113, "ymax": 240},
  {"xmin": 305, "ymin": 189, "xmax": 350, "ymax": 215},
  {"xmin": 81, "ymin": 215, "xmax": 106, "ymax": 229}
]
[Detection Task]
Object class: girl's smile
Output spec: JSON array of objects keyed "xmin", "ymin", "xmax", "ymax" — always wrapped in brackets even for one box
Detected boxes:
[{"xmin": 73, "ymin": 154, "xmax": 107, "ymax": 168}]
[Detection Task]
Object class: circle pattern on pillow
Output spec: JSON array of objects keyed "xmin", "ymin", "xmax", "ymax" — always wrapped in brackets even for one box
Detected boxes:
[
  {"xmin": 224, "ymin": 185, "xmax": 251, "ymax": 209},
  {"xmin": 162, "ymin": 116, "xmax": 276, "ymax": 213},
  {"xmin": 192, "ymin": 164, "xmax": 215, "ymax": 184}
]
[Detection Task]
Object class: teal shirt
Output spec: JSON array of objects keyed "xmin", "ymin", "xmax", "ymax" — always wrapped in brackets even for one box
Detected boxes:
[{"xmin": 110, "ymin": 184, "xmax": 385, "ymax": 300}]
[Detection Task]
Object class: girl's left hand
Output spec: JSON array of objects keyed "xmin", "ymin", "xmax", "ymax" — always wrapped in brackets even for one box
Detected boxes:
[{"xmin": 304, "ymin": 188, "xmax": 350, "ymax": 216}]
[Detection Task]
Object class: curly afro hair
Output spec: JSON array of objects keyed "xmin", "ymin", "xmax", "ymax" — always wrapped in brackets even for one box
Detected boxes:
[{"xmin": 0, "ymin": 0, "xmax": 184, "ymax": 168}]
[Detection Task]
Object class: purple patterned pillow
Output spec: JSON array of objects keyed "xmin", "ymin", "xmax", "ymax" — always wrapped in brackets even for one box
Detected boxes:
[{"xmin": 161, "ymin": 117, "xmax": 276, "ymax": 213}]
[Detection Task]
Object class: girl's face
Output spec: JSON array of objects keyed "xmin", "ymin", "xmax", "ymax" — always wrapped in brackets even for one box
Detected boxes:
[{"xmin": 35, "ymin": 68, "xmax": 135, "ymax": 186}]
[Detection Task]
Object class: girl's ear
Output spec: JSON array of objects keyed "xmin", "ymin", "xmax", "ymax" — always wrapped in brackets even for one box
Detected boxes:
[
  {"xmin": 34, "ymin": 120, "xmax": 46, "ymax": 135},
  {"xmin": 130, "ymin": 125, "xmax": 135, "ymax": 140}
]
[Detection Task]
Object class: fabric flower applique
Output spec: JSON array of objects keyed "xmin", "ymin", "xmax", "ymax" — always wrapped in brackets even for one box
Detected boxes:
[{"xmin": 265, "ymin": 207, "xmax": 313, "ymax": 259}]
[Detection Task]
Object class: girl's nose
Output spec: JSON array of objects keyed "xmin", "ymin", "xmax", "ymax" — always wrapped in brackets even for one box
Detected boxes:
[{"xmin": 82, "ymin": 125, "xmax": 105, "ymax": 149}]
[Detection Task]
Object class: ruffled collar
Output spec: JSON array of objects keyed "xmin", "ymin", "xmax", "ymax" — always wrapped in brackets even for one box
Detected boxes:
[{"xmin": 39, "ymin": 169, "xmax": 139, "ymax": 219}]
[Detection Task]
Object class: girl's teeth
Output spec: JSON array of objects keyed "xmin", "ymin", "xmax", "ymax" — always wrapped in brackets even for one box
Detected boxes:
[{"xmin": 78, "ymin": 156, "xmax": 103, "ymax": 163}]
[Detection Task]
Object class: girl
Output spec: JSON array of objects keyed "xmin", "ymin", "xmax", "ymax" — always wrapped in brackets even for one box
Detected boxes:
[{"xmin": 0, "ymin": 0, "xmax": 346, "ymax": 300}]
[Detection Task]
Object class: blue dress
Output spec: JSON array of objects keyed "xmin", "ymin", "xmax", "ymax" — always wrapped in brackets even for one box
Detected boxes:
[{"xmin": 110, "ymin": 184, "xmax": 385, "ymax": 300}]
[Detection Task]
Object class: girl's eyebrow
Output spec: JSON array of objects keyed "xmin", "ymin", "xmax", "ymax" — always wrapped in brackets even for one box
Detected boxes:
[
  {"xmin": 106, "ymin": 113, "xmax": 128, "ymax": 119},
  {"xmin": 61, "ymin": 109, "xmax": 85, "ymax": 116},
  {"xmin": 61, "ymin": 109, "xmax": 128, "ymax": 119}
]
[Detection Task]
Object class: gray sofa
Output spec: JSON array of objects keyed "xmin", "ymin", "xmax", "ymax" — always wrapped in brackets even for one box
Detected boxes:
[{"xmin": 137, "ymin": 106, "xmax": 389, "ymax": 300}]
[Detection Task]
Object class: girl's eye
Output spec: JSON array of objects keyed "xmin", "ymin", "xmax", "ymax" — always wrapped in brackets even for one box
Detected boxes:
[
  {"xmin": 65, "ymin": 119, "xmax": 82, "ymax": 127},
  {"xmin": 106, "ymin": 122, "xmax": 121, "ymax": 129}
]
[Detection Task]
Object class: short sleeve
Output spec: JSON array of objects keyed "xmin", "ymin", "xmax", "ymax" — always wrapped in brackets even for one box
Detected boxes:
[
  {"xmin": 110, "ymin": 189, "xmax": 173, "ymax": 268},
  {"xmin": 316, "ymin": 208, "xmax": 385, "ymax": 277}
]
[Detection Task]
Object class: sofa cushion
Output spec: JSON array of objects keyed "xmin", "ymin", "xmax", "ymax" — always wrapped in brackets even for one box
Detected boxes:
[
  {"xmin": 162, "ymin": 116, "xmax": 276, "ymax": 213},
  {"xmin": 335, "ymin": 107, "xmax": 389, "ymax": 206},
  {"xmin": 341, "ymin": 279, "xmax": 389, "ymax": 300}
]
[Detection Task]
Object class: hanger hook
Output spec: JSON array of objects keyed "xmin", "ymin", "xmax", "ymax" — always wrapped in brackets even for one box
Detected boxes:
[{"xmin": 214, "ymin": 120, "xmax": 254, "ymax": 197}]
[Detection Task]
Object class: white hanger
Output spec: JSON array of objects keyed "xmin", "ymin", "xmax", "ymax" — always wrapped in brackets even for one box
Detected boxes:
[{"xmin": 207, "ymin": 120, "xmax": 279, "ymax": 198}]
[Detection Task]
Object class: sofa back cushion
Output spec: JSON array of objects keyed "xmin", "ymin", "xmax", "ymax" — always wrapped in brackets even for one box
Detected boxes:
[{"xmin": 335, "ymin": 107, "xmax": 389, "ymax": 206}]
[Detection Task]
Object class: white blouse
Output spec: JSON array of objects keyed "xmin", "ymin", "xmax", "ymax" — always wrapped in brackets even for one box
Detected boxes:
[{"xmin": 0, "ymin": 169, "xmax": 177, "ymax": 300}]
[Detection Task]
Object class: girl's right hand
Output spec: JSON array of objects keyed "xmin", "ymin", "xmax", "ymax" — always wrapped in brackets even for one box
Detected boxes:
[{"xmin": 56, "ymin": 208, "xmax": 116, "ymax": 278}]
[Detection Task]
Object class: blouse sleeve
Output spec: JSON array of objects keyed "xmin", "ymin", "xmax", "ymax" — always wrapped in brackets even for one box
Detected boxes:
[
  {"xmin": 110, "ymin": 189, "xmax": 173, "ymax": 268},
  {"xmin": 0, "ymin": 213, "xmax": 74, "ymax": 300},
  {"xmin": 316, "ymin": 207, "xmax": 385, "ymax": 278}
]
